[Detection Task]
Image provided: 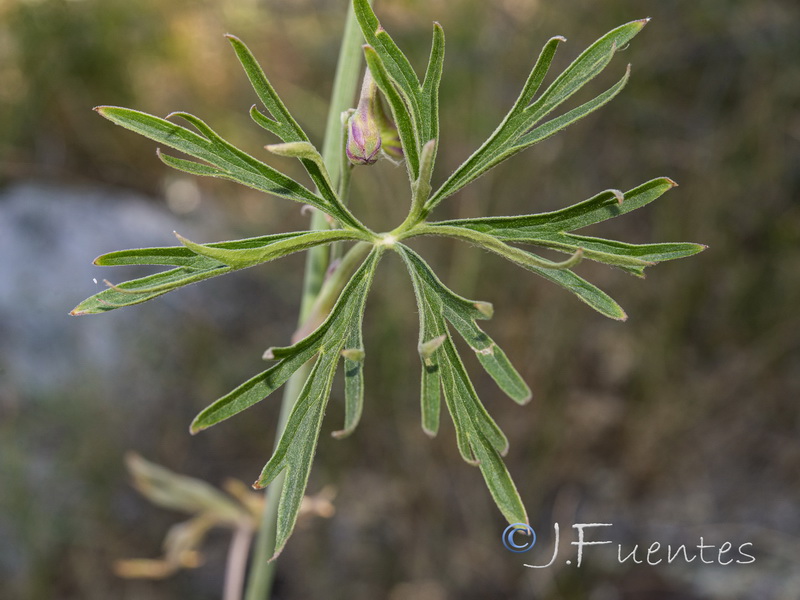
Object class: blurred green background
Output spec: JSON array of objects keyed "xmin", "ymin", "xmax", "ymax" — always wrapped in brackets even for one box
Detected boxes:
[{"xmin": 1, "ymin": 0, "xmax": 798, "ymax": 598}]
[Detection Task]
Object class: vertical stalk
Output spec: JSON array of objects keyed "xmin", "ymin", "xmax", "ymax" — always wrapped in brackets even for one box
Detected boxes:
[
  {"xmin": 224, "ymin": 523, "xmax": 254, "ymax": 600},
  {"xmin": 243, "ymin": 2, "xmax": 371, "ymax": 599}
]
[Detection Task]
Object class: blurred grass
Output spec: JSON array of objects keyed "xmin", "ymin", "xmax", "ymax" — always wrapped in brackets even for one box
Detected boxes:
[{"xmin": 1, "ymin": 0, "xmax": 799, "ymax": 598}]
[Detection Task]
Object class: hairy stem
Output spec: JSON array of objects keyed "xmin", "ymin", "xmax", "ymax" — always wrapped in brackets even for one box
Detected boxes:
[{"xmin": 243, "ymin": 3, "xmax": 370, "ymax": 599}]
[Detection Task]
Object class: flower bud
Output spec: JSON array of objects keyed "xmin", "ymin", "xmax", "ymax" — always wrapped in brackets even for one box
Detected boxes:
[{"xmin": 346, "ymin": 69, "xmax": 382, "ymax": 165}]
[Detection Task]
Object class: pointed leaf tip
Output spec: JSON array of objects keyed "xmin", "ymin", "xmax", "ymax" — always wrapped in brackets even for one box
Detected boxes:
[
  {"xmin": 164, "ymin": 111, "xmax": 191, "ymax": 123},
  {"xmin": 609, "ymin": 189, "xmax": 625, "ymax": 205},
  {"xmin": 266, "ymin": 141, "xmax": 321, "ymax": 159},
  {"xmin": 341, "ymin": 348, "xmax": 365, "ymax": 362},
  {"xmin": 474, "ymin": 301, "xmax": 494, "ymax": 318},
  {"xmin": 419, "ymin": 334, "xmax": 446, "ymax": 359}
]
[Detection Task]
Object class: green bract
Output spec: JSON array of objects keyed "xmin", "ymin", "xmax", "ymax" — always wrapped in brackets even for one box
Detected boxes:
[{"xmin": 73, "ymin": 0, "xmax": 705, "ymax": 559}]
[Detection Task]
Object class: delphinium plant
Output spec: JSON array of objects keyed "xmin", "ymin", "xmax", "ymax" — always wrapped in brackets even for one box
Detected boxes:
[{"xmin": 72, "ymin": 0, "xmax": 704, "ymax": 597}]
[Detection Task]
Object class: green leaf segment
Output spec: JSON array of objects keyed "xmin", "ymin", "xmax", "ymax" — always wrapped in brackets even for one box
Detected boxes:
[{"xmin": 72, "ymin": 0, "xmax": 705, "ymax": 558}]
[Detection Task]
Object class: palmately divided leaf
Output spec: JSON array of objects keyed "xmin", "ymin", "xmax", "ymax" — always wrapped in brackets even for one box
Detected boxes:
[{"xmin": 77, "ymin": 5, "xmax": 707, "ymax": 558}]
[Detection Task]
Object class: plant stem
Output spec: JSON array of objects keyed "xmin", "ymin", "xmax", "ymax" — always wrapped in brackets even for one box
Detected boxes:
[
  {"xmin": 243, "ymin": 3, "xmax": 370, "ymax": 599},
  {"xmin": 291, "ymin": 242, "xmax": 372, "ymax": 343},
  {"xmin": 224, "ymin": 523, "xmax": 254, "ymax": 600}
]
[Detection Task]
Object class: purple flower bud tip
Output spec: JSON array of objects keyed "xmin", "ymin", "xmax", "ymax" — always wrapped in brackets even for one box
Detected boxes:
[
  {"xmin": 346, "ymin": 109, "xmax": 381, "ymax": 165},
  {"xmin": 345, "ymin": 68, "xmax": 385, "ymax": 166}
]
